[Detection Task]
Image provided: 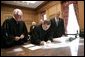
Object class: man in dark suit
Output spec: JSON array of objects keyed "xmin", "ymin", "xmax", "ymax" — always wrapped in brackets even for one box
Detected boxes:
[
  {"xmin": 50, "ymin": 11, "xmax": 65, "ymax": 38},
  {"xmin": 1, "ymin": 9, "xmax": 29, "ymax": 48}
]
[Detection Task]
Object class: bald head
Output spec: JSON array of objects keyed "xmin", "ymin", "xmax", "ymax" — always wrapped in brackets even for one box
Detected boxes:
[
  {"xmin": 13, "ymin": 9, "xmax": 23, "ymax": 21},
  {"xmin": 32, "ymin": 22, "xmax": 36, "ymax": 25},
  {"xmin": 55, "ymin": 11, "xmax": 60, "ymax": 18}
]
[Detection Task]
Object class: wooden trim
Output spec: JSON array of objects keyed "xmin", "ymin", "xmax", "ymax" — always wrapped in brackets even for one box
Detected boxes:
[
  {"xmin": 35, "ymin": 1, "xmax": 49, "ymax": 10},
  {"xmin": 1, "ymin": 2, "xmax": 49, "ymax": 11},
  {"xmin": 1, "ymin": 3, "xmax": 35, "ymax": 11}
]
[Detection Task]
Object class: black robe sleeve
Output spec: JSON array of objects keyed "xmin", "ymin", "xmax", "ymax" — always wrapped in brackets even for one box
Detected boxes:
[
  {"xmin": 1, "ymin": 18, "xmax": 29, "ymax": 48},
  {"xmin": 47, "ymin": 28, "xmax": 54, "ymax": 42},
  {"xmin": 30, "ymin": 25, "xmax": 41, "ymax": 45},
  {"xmin": 22, "ymin": 22, "xmax": 28, "ymax": 39},
  {"xmin": 1, "ymin": 19, "xmax": 15, "ymax": 48},
  {"xmin": 61, "ymin": 19, "xmax": 65, "ymax": 35}
]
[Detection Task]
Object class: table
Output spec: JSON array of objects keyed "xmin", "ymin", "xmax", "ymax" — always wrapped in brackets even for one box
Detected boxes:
[{"xmin": 1, "ymin": 37, "xmax": 84, "ymax": 56}]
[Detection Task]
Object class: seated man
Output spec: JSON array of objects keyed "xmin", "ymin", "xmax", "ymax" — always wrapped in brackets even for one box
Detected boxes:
[
  {"xmin": 30, "ymin": 20, "xmax": 53, "ymax": 45},
  {"xmin": 1, "ymin": 9, "xmax": 29, "ymax": 48}
]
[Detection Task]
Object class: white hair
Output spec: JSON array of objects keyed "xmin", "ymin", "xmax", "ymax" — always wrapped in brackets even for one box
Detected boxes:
[{"xmin": 13, "ymin": 9, "xmax": 23, "ymax": 16}]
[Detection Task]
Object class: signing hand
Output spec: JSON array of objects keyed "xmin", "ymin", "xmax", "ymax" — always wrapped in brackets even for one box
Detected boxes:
[
  {"xmin": 20, "ymin": 34, "xmax": 24, "ymax": 39},
  {"xmin": 47, "ymin": 40, "xmax": 51, "ymax": 44},
  {"xmin": 40, "ymin": 41, "xmax": 46, "ymax": 45},
  {"xmin": 15, "ymin": 36, "xmax": 21, "ymax": 41}
]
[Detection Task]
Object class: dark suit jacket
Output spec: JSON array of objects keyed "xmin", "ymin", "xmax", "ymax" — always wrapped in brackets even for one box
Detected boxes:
[{"xmin": 50, "ymin": 18, "xmax": 65, "ymax": 38}]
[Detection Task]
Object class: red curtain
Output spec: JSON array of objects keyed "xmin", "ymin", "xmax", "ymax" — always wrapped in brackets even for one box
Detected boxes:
[{"xmin": 61, "ymin": 1, "xmax": 78, "ymax": 34}]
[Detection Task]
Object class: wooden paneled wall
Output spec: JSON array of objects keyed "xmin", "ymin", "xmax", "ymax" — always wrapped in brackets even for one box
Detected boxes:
[
  {"xmin": 1, "ymin": 1, "xmax": 84, "ymax": 31},
  {"xmin": 36, "ymin": 1, "xmax": 84, "ymax": 31},
  {"xmin": 78, "ymin": 1, "xmax": 84, "ymax": 30},
  {"xmin": 1, "ymin": 4, "xmax": 36, "ymax": 32},
  {"xmin": 36, "ymin": 1, "xmax": 62, "ymax": 21}
]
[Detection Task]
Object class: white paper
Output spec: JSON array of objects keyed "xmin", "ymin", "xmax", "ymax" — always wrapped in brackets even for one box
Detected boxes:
[
  {"xmin": 28, "ymin": 46, "xmax": 42, "ymax": 50},
  {"xmin": 13, "ymin": 48, "xmax": 23, "ymax": 52},
  {"xmin": 22, "ymin": 44, "xmax": 35, "ymax": 48},
  {"xmin": 53, "ymin": 36, "xmax": 69, "ymax": 43},
  {"xmin": 42, "ymin": 42, "xmax": 69, "ymax": 49}
]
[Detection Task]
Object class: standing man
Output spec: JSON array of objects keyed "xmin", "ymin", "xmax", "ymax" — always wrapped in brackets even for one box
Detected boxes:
[
  {"xmin": 50, "ymin": 11, "xmax": 65, "ymax": 38},
  {"xmin": 1, "ymin": 9, "xmax": 29, "ymax": 48}
]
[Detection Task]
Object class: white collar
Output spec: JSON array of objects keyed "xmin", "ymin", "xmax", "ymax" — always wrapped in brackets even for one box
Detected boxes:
[{"xmin": 55, "ymin": 17, "xmax": 59, "ymax": 22}]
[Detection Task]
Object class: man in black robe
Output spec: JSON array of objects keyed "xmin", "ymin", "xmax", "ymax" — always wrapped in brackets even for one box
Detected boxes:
[
  {"xmin": 1, "ymin": 9, "xmax": 28, "ymax": 48},
  {"xmin": 30, "ymin": 20, "xmax": 53, "ymax": 45},
  {"xmin": 29, "ymin": 22, "xmax": 40, "ymax": 45}
]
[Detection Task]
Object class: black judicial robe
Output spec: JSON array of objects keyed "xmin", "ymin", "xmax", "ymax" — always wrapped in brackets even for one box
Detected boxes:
[
  {"xmin": 38, "ymin": 25, "xmax": 53, "ymax": 42},
  {"xmin": 30, "ymin": 24, "xmax": 53, "ymax": 45},
  {"xmin": 29, "ymin": 25, "xmax": 41, "ymax": 45},
  {"xmin": 29, "ymin": 25, "xmax": 37, "ymax": 35},
  {"xmin": 1, "ymin": 18, "xmax": 28, "ymax": 48},
  {"xmin": 50, "ymin": 18, "xmax": 65, "ymax": 38}
]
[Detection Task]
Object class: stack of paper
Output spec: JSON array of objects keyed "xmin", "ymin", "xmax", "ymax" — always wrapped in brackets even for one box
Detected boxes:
[
  {"xmin": 13, "ymin": 48, "xmax": 23, "ymax": 52},
  {"xmin": 28, "ymin": 46, "xmax": 42, "ymax": 50},
  {"xmin": 22, "ymin": 44, "xmax": 35, "ymax": 48}
]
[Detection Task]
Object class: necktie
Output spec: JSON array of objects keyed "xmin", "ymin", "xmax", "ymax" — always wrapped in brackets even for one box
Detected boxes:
[{"xmin": 56, "ymin": 19, "xmax": 58, "ymax": 26}]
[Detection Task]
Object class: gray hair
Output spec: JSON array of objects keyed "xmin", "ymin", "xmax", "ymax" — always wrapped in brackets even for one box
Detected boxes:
[
  {"xmin": 13, "ymin": 9, "xmax": 23, "ymax": 16},
  {"xmin": 43, "ymin": 20, "xmax": 51, "ymax": 25}
]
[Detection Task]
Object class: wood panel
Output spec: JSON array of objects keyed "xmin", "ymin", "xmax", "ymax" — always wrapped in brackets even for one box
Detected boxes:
[
  {"xmin": 1, "ymin": 4, "xmax": 36, "ymax": 31},
  {"xmin": 1, "ymin": 1, "xmax": 84, "ymax": 31},
  {"xmin": 78, "ymin": 1, "xmax": 84, "ymax": 30},
  {"xmin": 36, "ymin": 1, "xmax": 62, "ymax": 21}
]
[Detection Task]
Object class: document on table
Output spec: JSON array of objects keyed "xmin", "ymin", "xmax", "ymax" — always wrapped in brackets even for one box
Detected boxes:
[
  {"xmin": 22, "ymin": 44, "xmax": 35, "ymax": 48},
  {"xmin": 22, "ymin": 42, "xmax": 69, "ymax": 50},
  {"xmin": 22, "ymin": 36, "xmax": 70, "ymax": 50},
  {"xmin": 42, "ymin": 42, "xmax": 69, "ymax": 49},
  {"xmin": 28, "ymin": 46, "xmax": 42, "ymax": 50},
  {"xmin": 13, "ymin": 48, "xmax": 23, "ymax": 52},
  {"xmin": 22, "ymin": 44, "xmax": 42, "ymax": 50}
]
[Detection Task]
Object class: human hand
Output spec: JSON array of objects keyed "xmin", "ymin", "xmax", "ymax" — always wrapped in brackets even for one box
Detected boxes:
[
  {"xmin": 40, "ymin": 41, "xmax": 46, "ymax": 45},
  {"xmin": 15, "ymin": 36, "xmax": 21, "ymax": 41},
  {"xmin": 47, "ymin": 40, "xmax": 51, "ymax": 44},
  {"xmin": 20, "ymin": 34, "xmax": 24, "ymax": 39}
]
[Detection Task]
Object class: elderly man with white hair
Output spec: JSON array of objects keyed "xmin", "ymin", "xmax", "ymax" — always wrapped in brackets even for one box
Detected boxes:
[{"xmin": 1, "ymin": 9, "xmax": 29, "ymax": 48}]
